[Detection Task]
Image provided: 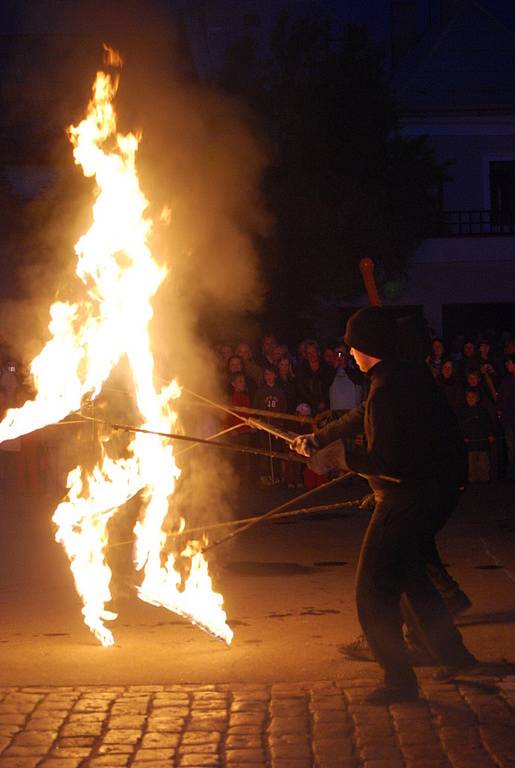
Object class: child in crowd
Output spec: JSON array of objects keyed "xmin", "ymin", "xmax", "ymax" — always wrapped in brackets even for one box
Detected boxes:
[
  {"xmin": 465, "ymin": 369, "xmax": 495, "ymax": 416},
  {"xmin": 227, "ymin": 372, "xmax": 251, "ymax": 420},
  {"xmin": 226, "ymin": 355, "xmax": 255, "ymax": 401},
  {"xmin": 226, "ymin": 372, "xmax": 254, "ymax": 484},
  {"xmin": 253, "ymin": 366, "xmax": 287, "ymax": 414},
  {"xmin": 459, "ymin": 388, "xmax": 496, "ymax": 483},
  {"xmin": 253, "ymin": 366, "xmax": 287, "ymax": 485}
]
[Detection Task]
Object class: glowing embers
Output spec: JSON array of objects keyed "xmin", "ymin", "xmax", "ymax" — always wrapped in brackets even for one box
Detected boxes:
[{"xmin": 0, "ymin": 50, "xmax": 232, "ymax": 647}]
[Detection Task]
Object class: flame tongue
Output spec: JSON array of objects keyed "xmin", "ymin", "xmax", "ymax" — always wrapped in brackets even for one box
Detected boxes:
[{"xmin": 0, "ymin": 58, "xmax": 233, "ymax": 647}]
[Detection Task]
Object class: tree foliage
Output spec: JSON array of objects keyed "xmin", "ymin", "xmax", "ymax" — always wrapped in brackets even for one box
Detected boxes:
[{"xmin": 221, "ymin": 14, "xmax": 445, "ymax": 333}]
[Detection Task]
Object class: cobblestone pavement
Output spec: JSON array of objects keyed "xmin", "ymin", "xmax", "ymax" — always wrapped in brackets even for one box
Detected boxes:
[{"xmin": 0, "ymin": 673, "xmax": 514, "ymax": 768}]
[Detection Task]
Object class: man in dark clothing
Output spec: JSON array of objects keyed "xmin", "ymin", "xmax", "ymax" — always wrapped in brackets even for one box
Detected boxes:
[
  {"xmin": 295, "ymin": 341, "xmax": 335, "ymax": 414},
  {"xmin": 292, "ymin": 306, "xmax": 476, "ymax": 704}
]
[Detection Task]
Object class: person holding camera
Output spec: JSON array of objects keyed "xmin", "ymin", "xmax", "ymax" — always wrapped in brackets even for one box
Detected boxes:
[{"xmin": 329, "ymin": 344, "xmax": 363, "ymax": 411}]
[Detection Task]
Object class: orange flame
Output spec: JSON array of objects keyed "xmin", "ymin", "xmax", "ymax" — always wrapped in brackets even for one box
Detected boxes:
[{"xmin": 0, "ymin": 53, "xmax": 232, "ymax": 647}]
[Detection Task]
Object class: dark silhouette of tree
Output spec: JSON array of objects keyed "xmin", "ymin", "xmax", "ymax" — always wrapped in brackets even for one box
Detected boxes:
[{"xmin": 220, "ymin": 14, "xmax": 444, "ymax": 335}]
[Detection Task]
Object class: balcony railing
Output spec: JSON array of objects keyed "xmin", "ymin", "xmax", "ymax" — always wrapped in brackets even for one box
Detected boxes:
[{"xmin": 439, "ymin": 210, "xmax": 515, "ymax": 236}]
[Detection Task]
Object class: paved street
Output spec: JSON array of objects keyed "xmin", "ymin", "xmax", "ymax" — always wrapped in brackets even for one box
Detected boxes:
[
  {"xmin": 0, "ymin": 676, "xmax": 514, "ymax": 768},
  {"xmin": 1, "ymin": 474, "xmax": 514, "ymax": 766}
]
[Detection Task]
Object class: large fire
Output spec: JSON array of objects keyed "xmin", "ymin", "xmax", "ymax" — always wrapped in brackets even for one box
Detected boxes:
[{"xmin": 0, "ymin": 50, "xmax": 233, "ymax": 647}]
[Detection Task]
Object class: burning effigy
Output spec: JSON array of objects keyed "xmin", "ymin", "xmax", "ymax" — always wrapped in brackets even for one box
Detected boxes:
[{"xmin": 0, "ymin": 47, "xmax": 233, "ymax": 648}]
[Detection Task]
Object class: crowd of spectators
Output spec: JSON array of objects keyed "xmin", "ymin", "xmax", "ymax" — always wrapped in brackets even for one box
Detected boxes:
[
  {"xmin": 218, "ymin": 334, "xmax": 365, "ymax": 488},
  {"xmin": 426, "ymin": 334, "xmax": 515, "ymax": 485},
  {"xmin": 1, "ymin": 327, "xmax": 514, "ymax": 492},
  {"xmin": 218, "ymin": 330, "xmax": 515, "ymax": 487}
]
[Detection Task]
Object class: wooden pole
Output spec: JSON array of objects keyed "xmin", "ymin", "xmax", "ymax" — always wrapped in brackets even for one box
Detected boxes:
[{"xmin": 359, "ymin": 257, "xmax": 381, "ymax": 306}]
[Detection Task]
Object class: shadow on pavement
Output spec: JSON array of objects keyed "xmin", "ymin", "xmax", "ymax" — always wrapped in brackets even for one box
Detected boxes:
[{"xmin": 456, "ymin": 609, "xmax": 515, "ymax": 627}]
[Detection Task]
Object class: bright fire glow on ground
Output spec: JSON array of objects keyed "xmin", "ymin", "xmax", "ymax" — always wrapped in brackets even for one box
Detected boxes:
[{"xmin": 0, "ymin": 49, "xmax": 233, "ymax": 647}]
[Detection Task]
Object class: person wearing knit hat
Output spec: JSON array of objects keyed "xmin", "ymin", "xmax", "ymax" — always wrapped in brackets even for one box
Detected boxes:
[
  {"xmin": 291, "ymin": 307, "xmax": 477, "ymax": 704},
  {"xmin": 344, "ymin": 306, "xmax": 397, "ymax": 360}
]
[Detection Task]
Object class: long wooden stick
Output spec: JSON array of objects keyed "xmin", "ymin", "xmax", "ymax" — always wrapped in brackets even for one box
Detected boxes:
[
  {"xmin": 201, "ymin": 472, "xmax": 354, "ymax": 553},
  {"xmin": 181, "ymin": 399, "xmax": 313, "ymax": 425},
  {"xmin": 174, "ymin": 498, "xmax": 367, "ymax": 538},
  {"xmin": 108, "ymin": 497, "xmax": 371, "ymax": 551},
  {"xmin": 109, "ymin": 422, "xmax": 306, "ymax": 462}
]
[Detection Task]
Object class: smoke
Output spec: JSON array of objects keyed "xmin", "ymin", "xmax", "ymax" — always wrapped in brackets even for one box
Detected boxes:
[
  {"xmin": 1, "ymin": 1, "xmax": 270, "ymax": 551},
  {"xmin": 129, "ymin": 48, "xmax": 270, "ymax": 390}
]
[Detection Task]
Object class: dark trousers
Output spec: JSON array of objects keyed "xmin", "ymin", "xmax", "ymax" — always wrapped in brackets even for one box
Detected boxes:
[
  {"xmin": 355, "ymin": 482, "xmax": 474, "ymax": 689},
  {"xmin": 419, "ymin": 483, "xmax": 464, "ymax": 601}
]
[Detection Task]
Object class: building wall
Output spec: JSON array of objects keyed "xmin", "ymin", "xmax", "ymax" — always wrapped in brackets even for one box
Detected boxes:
[
  {"xmin": 401, "ymin": 237, "xmax": 515, "ymax": 333},
  {"xmin": 344, "ymin": 236, "xmax": 515, "ymax": 335},
  {"xmin": 396, "ymin": 116, "xmax": 515, "ymax": 332},
  {"xmin": 400, "ymin": 116, "xmax": 515, "ymax": 209},
  {"xmin": 437, "ymin": 134, "xmax": 515, "ymax": 210}
]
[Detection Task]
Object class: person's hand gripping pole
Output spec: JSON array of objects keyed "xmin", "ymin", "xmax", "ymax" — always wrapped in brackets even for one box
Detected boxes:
[
  {"xmin": 290, "ymin": 433, "xmax": 319, "ymax": 458},
  {"xmin": 291, "ymin": 433, "xmax": 350, "ymax": 475}
]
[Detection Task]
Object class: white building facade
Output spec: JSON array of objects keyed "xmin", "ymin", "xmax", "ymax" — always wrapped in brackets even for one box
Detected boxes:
[{"xmin": 389, "ymin": 0, "xmax": 515, "ymax": 336}]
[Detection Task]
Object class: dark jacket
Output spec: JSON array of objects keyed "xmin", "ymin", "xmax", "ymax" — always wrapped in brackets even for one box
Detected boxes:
[
  {"xmin": 315, "ymin": 360, "xmax": 467, "ymax": 489},
  {"xmin": 295, "ymin": 361, "xmax": 335, "ymax": 413},
  {"xmin": 253, "ymin": 384, "xmax": 287, "ymax": 415},
  {"xmin": 458, "ymin": 404, "xmax": 494, "ymax": 451},
  {"xmin": 437, "ymin": 374, "xmax": 465, "ymax": 415},
  {"xmin": 277, "ymin": 374, "xmax": 298, "ymax": 414},
  {"xmin": 497, "ymin": 374, "xmax": 515, "ymax": 427}
]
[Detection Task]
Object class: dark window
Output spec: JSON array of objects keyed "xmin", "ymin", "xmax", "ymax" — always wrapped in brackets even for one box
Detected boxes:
[
  {"xmin": 490, "ymin": 161, "xmax": 515, "ymax": 225},
  {"xmin": 443, "ymin": 302, "xmax": 515, "ymax": 340}
]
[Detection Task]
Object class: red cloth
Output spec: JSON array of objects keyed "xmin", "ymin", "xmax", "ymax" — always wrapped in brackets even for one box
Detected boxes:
[
  {"xmin": 303, "ymin": 466, "xmax": 329, "ymax": 488},
  {"xmin": 226, "ymin": 391, "xmax": 252, "ymax": 432}
]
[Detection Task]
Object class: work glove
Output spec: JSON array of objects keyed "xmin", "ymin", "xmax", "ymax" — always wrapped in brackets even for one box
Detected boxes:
[
  {"xmin": 308, "ymin": 439, "xmax": 349, "ymax": 475},
  {"xmin": 290, "ymin": 433, "xmax": 318, "ymax": 457}
]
